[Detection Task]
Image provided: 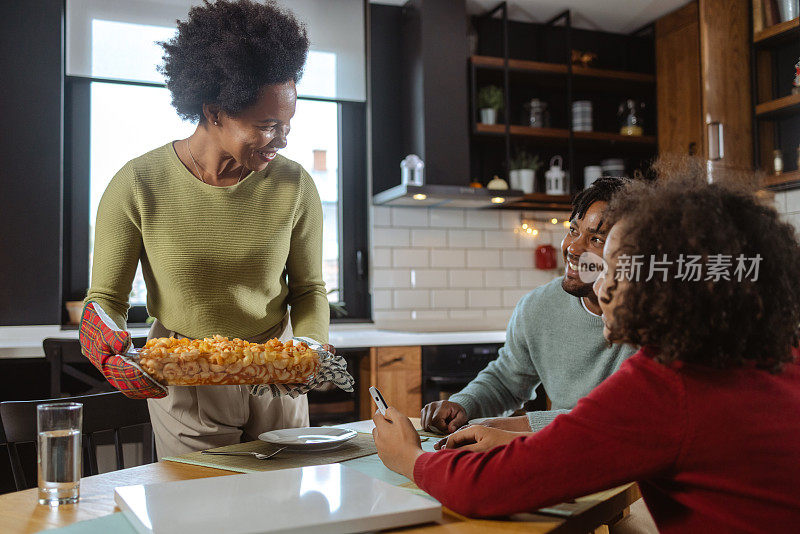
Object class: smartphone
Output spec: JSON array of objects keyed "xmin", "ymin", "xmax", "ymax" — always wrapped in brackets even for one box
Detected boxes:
[{"xmin": 369, "ymin": 386, "xmax": 389, "ymax": 416}]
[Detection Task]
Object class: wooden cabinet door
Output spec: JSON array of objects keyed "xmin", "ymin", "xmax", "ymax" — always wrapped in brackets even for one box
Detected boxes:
[
  {"xmin": 656, "ymin": 1, "xmax": 703, "ymax": 159},
  {"xmin": 699, "ymin": 0, "xmax": 753, "ymax": 173},
  {"xmin": 360, "ymin": 346, "xmax": 422, "ymax": 419}
]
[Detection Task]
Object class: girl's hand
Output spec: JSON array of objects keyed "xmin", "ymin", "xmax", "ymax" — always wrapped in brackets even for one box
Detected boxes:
[
  {"xmin": 434, "ymin": 425, "xmax": 527, "ymax": 452},
  {"xmin": 372, "ymin": 407, "xmax": 423, "ymax": 479}
]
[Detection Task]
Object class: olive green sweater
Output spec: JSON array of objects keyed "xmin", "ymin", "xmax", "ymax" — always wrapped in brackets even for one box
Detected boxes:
[{"xmin": 86, "ymin": 142, "xmax": 329, "ymax": 343}]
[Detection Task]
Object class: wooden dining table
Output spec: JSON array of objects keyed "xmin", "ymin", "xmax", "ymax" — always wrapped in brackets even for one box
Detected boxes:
[{"xmin": 0, "ymin": 419, "xmax": 639, "ymax": 533}]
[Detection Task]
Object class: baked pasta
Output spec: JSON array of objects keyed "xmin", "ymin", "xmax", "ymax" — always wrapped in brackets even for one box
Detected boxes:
[{"xmin": 136, "ymin": 335, "xmax": 319, "ymax": 386}]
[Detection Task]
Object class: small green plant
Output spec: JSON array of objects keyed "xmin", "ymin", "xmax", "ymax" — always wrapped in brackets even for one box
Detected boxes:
[
  {"xmin": 328, "ymin": 289, "xmax": 348, "ymax": 319},
  {"xmin": 478, "ymin": 85, "xmax": 504, "ymax": 111},
  {"xmin": 509, "ymin": 151, "xmax": 542, "ymax": 171}
]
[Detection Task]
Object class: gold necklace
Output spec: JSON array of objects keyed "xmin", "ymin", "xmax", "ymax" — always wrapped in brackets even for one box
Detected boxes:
[{"xmin": 186, "ymin": 139, "xmax": 245, "ymax": 184}]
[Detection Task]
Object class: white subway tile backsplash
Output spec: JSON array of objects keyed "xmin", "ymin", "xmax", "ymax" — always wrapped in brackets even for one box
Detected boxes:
[
  {"xmin": 372, "ymin": 269, "xmax": 411, "ymax": 288},
  {"xmin": 372, "ymin": 248, "xmax": 392, "ymax": 268},
  {"xmin": 411, "ymin": 229, "xmax": 448, "ymax": 247},
  {"xmin": 484, "ymin": 269, "xmax": 519, "ymax": 288},
  {"xmin": 502, "ymin": 249, "xmax": 533, "ymax": 268},
  {"xmin": 372, "ymin": 206, "xmax": 391, "ymax": 227},
  {"xmin": 394, "ymin": 289, "xmax": 430, "ymax": 309},
  {"xmin": 448, "ymin": 229, "xmax": 484, "ymax": 248},
  {"xmin": 411, "ymin": 310, "xmax": 448, "ymax": 321},
  {"xmin": 431, "ymin": 249, "xmax": 466, "ymax": 268},
  {"xmin": 448, "ymin": 309, "xmax": 485, "ymax": 320},
  {"xmin": 786, "ymin": 189, "xmax": 800, "ymax": 214},
  {"xmin": 449, "ymin": 269, "xmax": 484, "ymax": 288},
  {"xmin": 391, "ymin": 207, "xmax": 429, "ymax": 227},
  {"xmin": 520, "ymin": 269, "xmax": 560, "ymax": 289},
  {"xmin": 430, "ymin": 209, "xmax": 465, "ymax": 227},
  {"xmin": 503, "ymin": 288, "xmax": 530, "ymax": 308},
  {"xmin": 392, "ymin": 248, "xmax": 429, "ymax": 268},
  {"xmin": 371, "ymin": 203, "xmax": 568, "ymax": 327},
  {"xmin": 467, "ymin": 249, "xmax": 501, "ymax": 268},
  {"xmin": 468, "ymin": 289, "xmax": 502, "ymax": 308},
  {"xmin": 772, "ymin": 191, "xmax": 788, "ymax": 214},
  {"xmin": 431, "ymin": 289, "xmax": 467, "ymax": 308},
  {"xmin": 465, "ymin": 210, "xmax": 500, "ymax": 229},
  {"xmin": 373, "ymin": 310, "xmax": 411, "ymax": 322},
  {"xmin": 501, "ymin": 210, "xmax": 524, "ymax": 230},
  {"xmin": 411, "ymin": 269, "xmax": 448, "ymax": 288},
  {"xmin": 372, "ymin": 289, "xmax": 392, "ymax": 310},
  {"xmin": 374, "ymin": 228, "xmax": 410, "ymax": 247},
  {"xmin": 484, "ymin": 229, "xmax": 519, "ymax": 248},
  {"xmin": 485, "ymin": 308, "xmax": 514, "ymax": 323}
]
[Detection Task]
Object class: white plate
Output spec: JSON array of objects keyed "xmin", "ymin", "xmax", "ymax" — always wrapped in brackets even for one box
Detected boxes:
[{"xmin": 258, "ymin": 427, "xmax": 358, "ymax": 451}]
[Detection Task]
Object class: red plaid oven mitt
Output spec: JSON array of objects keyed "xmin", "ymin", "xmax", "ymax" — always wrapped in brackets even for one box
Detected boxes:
[{"xmin": 79, "ymin": 302, "xmax": 167, "ymax": 399}]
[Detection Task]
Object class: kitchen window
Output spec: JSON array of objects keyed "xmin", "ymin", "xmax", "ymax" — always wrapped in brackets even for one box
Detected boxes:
[{"xmin": 64, "ymin": 4, "xmax": 369, "ymax": 323}]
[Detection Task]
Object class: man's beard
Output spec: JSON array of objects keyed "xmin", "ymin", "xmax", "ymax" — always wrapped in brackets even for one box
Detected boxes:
[{"xmin": 561, "ymin": 277, "xmax": 594, "ymax": 298}]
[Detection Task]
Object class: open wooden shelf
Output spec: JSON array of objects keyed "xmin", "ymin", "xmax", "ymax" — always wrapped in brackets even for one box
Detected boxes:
[
  {"xmin": 475, "ymin": 123, "xmax": 656, "ymax": 147},
  {"xmin": 753, "ymin": 17, "xmax": 799, "ymax": 46},
  {"xmin": 504, "ymin": 192, "xmax": 572, "ymax": 211},
  {"xmin": 475, "ymin": 123, "xmax": 569, "ymax": 140},
  {"xmin": 572, "ymin": 131, "xmax": 657, "ymax": 146},
  {"xmin": 755, "ymin": 93, "xmax": 800, "ymax": 119},
  {"xmin": 571, "ymin": 65, "xmax": 655, "ymax": 84},
  {"xmin": 471, "ymin": 55, "xmax": 567, "ymax": 75},
  {"xmin": 762, "ymin": 169, "xmax": 800, "ymax": 189},
  {"xmin": 470, "ymin": 55, "xmax": 655, "ymax": 84}
]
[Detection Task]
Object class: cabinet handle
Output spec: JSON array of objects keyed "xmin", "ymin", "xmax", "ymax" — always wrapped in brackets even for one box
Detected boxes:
[
  {"xmin": 707, "ymin": 122, "xmax": 724, "ymax": 161},
  {"xmin": 380, "ymin": 356, "xmax": 404, "ymax": 367}
]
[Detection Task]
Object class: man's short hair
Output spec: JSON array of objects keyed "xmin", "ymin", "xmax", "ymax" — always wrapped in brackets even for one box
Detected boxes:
[{"xmin": 570, "ymin": 176, "xmax": 629, "ymax": 222}]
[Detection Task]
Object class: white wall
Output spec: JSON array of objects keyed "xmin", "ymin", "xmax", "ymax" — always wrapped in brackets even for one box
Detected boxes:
[
  {"xmin": 370, "ymin": 207, "xmax": 569, "ymax": 331},
  {"xmin": 774, "ymin": 189, "xmax": 800, "ymax": 234}
]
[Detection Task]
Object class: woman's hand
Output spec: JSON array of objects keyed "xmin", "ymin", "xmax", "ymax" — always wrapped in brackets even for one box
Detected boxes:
[
  {"xmin": 372, "ymin": 407, "xmax": 424, "ymax": 480},
  {"xmin": 434, "ymin": 425, "xmax": 527, "ymax": 453}
]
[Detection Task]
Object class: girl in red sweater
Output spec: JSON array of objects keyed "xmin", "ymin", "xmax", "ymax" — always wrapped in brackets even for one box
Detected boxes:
[{"xmin": 373, "ymin": 172, "xmax": 800, "ymax": 533}]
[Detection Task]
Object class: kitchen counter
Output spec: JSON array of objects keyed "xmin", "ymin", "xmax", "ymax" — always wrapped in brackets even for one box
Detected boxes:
[{"xmin": 0, "ymin": 324, "xmax": 507, "ymax": 359}]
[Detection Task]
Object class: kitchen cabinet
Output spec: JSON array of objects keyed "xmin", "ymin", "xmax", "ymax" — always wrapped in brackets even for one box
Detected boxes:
[
  {"xmin": 656, "ymin": 0, "xmax": 753, "ymax": 175},
  {"xmin": 360, "ymin": 346, "xmax": 422, "ymax": 419}
]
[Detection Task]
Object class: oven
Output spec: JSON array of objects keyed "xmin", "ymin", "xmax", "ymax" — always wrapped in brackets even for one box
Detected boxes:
[{"xmin": 421, "ymin": 344, "xmax": 502, "ymax": 406}]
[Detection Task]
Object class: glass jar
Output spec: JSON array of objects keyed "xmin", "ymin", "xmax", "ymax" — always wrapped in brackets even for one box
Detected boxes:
[{"xmin": 618, "ymin": 99, "xmax": 645, "ymax": 136}]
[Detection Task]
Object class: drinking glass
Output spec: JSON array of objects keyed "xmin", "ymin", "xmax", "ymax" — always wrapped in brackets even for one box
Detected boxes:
[{"xmin": 37, "ymin": 402, "xmax": 83, "ymax": 505}]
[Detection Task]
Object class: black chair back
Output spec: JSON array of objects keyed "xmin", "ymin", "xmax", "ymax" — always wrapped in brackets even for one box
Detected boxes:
[
  {"xmin": 0, "ymin": 391, "xmax": 155, "ymax": 491},
  {"xmin": 42, "ymin": 337, "xmax": 148, "ymax": 397}
]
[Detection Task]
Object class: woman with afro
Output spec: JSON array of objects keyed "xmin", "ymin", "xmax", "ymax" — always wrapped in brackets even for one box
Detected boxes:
[{"xmin": 84, "ymin": 0, "xmax": 331, "ymax": 457}]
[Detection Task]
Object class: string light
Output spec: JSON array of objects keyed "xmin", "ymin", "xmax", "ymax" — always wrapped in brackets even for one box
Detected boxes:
[{"xmin": 550, "ymin": 218, "xmax": 558, "ymax": 224}]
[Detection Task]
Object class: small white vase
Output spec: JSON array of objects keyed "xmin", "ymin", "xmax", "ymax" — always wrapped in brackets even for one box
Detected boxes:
[
  {"xmin": 518, "ymin": 169, "xmax": 535, "ymax": 194},
  {"xmin": 480, "ymin": 108, "xmax": 497, "ymax": 125},
  {"xmin": 509, "ymin": 169, "xmax": 521, "ymax": 190}
]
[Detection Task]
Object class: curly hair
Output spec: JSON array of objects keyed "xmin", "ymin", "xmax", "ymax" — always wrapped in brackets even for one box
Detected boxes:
[
  {"xmin": 602, "ymin": 159, "xmax": 800, "ymax": 373},
  {"xmin": 159, "ymin": 0, "xmax": 309, "ymax": 122}
]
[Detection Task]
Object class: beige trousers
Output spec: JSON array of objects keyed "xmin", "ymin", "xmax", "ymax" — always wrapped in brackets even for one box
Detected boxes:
[{"xmin": 146, "ymin": 318, "xmax": 309, "ymax": 459}]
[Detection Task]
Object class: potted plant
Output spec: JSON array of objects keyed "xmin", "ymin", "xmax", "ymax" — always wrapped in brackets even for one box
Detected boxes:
[
  {"xmin": 478, "ymin": 85, "xmax": 503, "ymax": 125},
  {"xmin": 509, "ymin": 151, "xmax": 541, "ymax": 194}
]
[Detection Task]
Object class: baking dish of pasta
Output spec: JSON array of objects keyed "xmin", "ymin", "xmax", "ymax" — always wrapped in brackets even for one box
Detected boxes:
[{"xmin": 134, "ymin": 335, "xmax": 319, "ymax": 386}]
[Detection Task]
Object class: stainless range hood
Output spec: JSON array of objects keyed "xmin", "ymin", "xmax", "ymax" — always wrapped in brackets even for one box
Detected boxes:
[{"xmin": 372, "ymin": 184, "xmax": 525, "ymax": 209}]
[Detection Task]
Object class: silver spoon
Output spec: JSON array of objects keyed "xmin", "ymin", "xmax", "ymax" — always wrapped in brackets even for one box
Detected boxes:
[{"xmin": 201, "ymin": 446, "xmax": 286, "ymax": 460}]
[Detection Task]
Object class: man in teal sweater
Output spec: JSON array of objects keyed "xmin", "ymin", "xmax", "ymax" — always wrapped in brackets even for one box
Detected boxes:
[{"xmin": 422, "ymin": 177, "xmax": 636, "ymax": 434}]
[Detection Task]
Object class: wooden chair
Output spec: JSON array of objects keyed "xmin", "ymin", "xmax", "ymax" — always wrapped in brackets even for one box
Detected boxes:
[
  {"xmin": 0, "ymin": 392, "xmax": 155, "ymax": 491},
  {"xmin": 43, "ymin": 337, "xmax": 147, "ymax": 397}
]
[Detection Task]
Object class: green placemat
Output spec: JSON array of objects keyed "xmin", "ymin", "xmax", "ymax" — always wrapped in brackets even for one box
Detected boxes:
[
  {"xmin": 36, "ymin": 512, "xmax": 135, "ymax": 534},
  {"xmin": 162, "ymin": 432, "xmax": 377, "ymax": 473}
]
